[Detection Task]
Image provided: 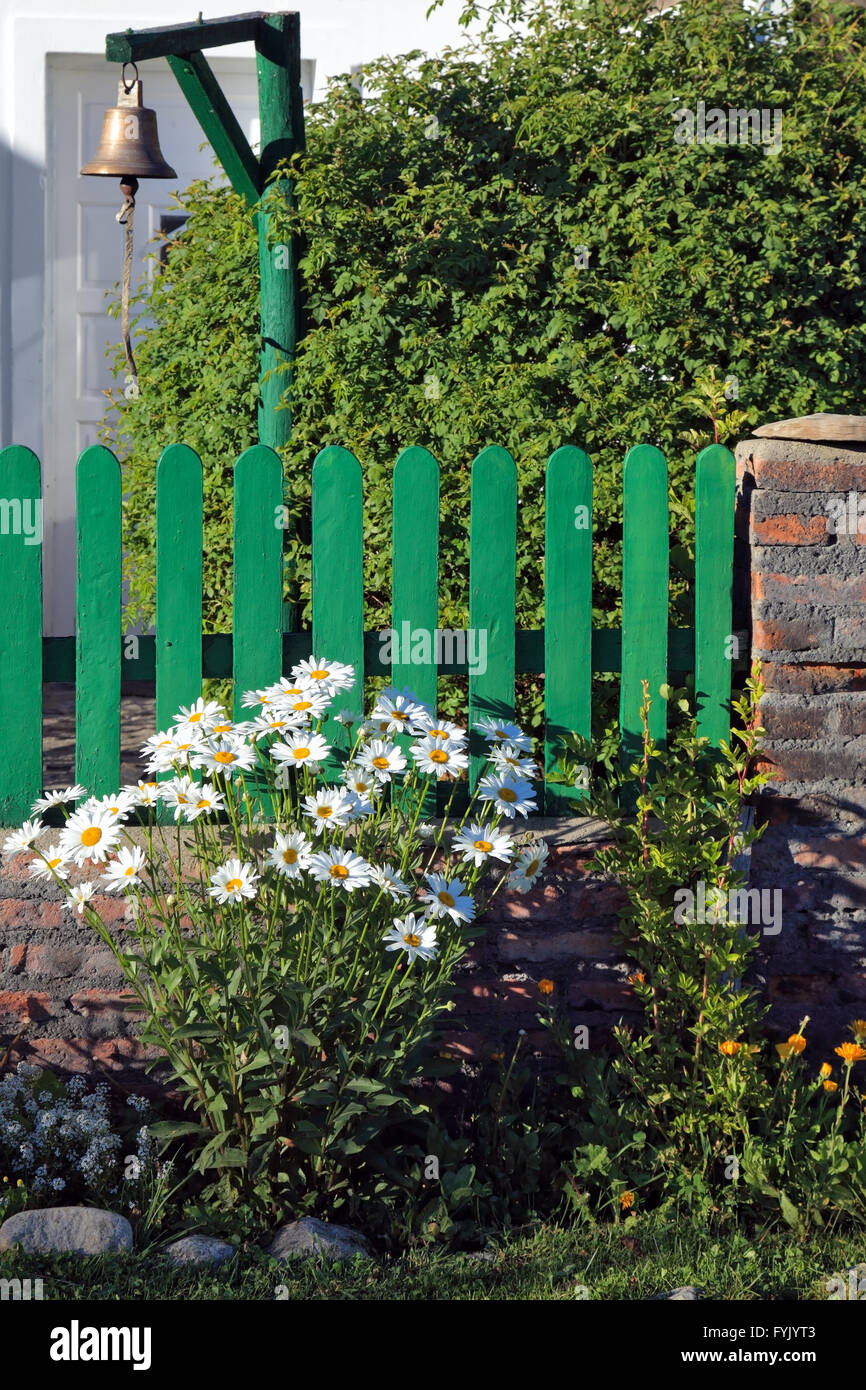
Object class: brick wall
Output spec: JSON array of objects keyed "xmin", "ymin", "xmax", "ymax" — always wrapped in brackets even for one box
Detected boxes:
[{"xmin": 735, "ymin": 418, "xmax": 866, "ymax": 1048}]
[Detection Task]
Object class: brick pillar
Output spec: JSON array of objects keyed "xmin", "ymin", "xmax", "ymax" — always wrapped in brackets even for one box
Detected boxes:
[{"xmin": 735, "ymin": 415, "xmax": 866, "ymax": 1049}]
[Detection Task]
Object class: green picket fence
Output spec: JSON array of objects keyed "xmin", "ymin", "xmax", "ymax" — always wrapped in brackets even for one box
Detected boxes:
[{"xmin": 0, "ymin": 440, "xmax": 736, "ymax": 822}]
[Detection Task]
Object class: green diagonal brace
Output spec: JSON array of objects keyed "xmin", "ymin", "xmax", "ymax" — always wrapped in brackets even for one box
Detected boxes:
[{"xmin": 165, "ymin": 51, "xmax": 261, "ymax": 207}]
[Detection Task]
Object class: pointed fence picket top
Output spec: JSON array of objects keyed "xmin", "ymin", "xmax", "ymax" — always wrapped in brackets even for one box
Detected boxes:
[
  {"xmin": 0, "ymin": 437, "xmax": 738, "ymax": 824},
  {"xmin": 544, "ymin": 445, "xmax": 593, "ymax": 812},
  {"xmin": 695, "ymin": 443, "xmax": 736, "ymax": 746},
  {"xmin": 76, "ymin": 446, "xmax": 122, "ymax": 797},
  {"xmin": 620, "ymin": 443, "xmax": 669, "ymax": 766},
  {"xmin": 0, "ymin": 445, "xmax": 42, "ymax": 821},
  {"xmin": 312, "ymin": 446, "xmax": 364, "ymax": 771},
  {"xmin": 468, "ymin": 446, "xmax": 518, "ymax": 791}
]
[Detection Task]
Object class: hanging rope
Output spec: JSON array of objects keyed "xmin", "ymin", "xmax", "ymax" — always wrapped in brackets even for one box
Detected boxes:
[{"xmin": 116, "ymin": 177, "xmax": 139, "ymax": 399}]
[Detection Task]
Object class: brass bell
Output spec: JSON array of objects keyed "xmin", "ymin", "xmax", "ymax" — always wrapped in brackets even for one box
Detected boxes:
[{"xmin": 81, "ymin": 64, "xmax": 177, "ymax": 182}]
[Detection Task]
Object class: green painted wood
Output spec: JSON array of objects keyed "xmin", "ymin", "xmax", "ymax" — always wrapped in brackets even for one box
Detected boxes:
[
  {"xmin": 392, "ymin": 446, "xmax": 439, "ymax": 812},
  {"xmin": 232, "ymin": 445, "xmax": 284, "ymax": 719},
  {"xmin": 76, "ymin": 446, "xmax": 122, "ymax": 796},
  {"xmin": 312, "ymin": 446, "xmax": 364, "ymax": 771},
  {"xmin": 0, "ymin": 446, "xmax": 43, "ymax": 820},
  {"xmin": 166, "ymin": 53, "xmax": 261, "ymax": 207},
  {"xmin": 156, "ymin": 444, "xmax": 203, "ymax": 733},
  {"xmin": 107, "ymin": 15, "xmax": 262, "ymax": 63},
  {"xmin": 620, "ymin": 444, "xmax": 669, "ymax": 765},
  {"xmin": 544, "ymin": 445, "xmax": 593, "ymax": 811},
  {"xmin": 695, "ymin": 443, "xmax": 736, "ymax": 746},
  {"xmin": 468, "ymin": 446, "xmax": 517, "ymax": 789}
]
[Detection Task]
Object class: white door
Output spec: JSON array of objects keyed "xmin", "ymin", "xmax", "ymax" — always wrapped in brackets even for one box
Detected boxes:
[{"xmin": 44, "ymin": 55, "xmax": 264, "ymax": 636}]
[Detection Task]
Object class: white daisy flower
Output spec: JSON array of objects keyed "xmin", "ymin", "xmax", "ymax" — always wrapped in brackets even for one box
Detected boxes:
[
  {"xmin": 123, "ymin": 781, "xmax": 162, "ymax": 808},
  {"xmin": 411, "ymin": 714, "xmax": 467, "ymax": 743},
  {"xmin": 291, "ymin": 656, "xmax": 355, "ymax": 697},
  {"xmin": 369, "ymin": 692, "xmax": 429, "ymax": 736},
  {"xmin": 192, "ymin": 734, "xmax": 257, "ymax": 779},
  {"xmin": 346, "ymin": 792, "xmax": 375, "ymax": 822},
  {"xmin": 419, "ymin": 872, "xmax": 475, "ymax": 924},
  {"xmin": 240, "ymin": 687, "xmax": 273, "ymax": 710},
  {"xmin": 308, "ymin": 847, "xmax": 371, "ymax": 891},
  {"xmin": 477, "ymin": 773, "xmax": 537, "ymax": 819},
  {"xmin": 453, "ymin": 821, "xmax": 515, "ymax": 867},
  {"xmin": 183, "ymin": 785, "xmax": 225, "ymax": 821},
  {"xmin": 270, "ymin": 731, "xmax": 331, "ymax": 769},
  {"xmin": 342, "ymin": 767, "xmax": 381, "ymax": 801},
  {"xmin": 383, "ymin": 913, "xmax": 438, "ymax": 964},
  {"xmin": 141, "ymin": 730, "xmax": 182, "ymax": 774},
  {"xmin": 2, "ymin": 819, "xmax": 44, "ymax": 858},
  {"xmin": 369, "ymin": 863, "xmax": 411, "ymax": 899},
  {"xmin": 474, "ymin": 716, "xmax": 532, "ymax": 752},
  {"xmin": 58, "ymin": 809, "xmax": 121, "ymax": 865},
  {"xmin": 334, "ymin": 708, "xmax": 362, "ymax": 727},
  {"xmin": 411, "ymin": 736, "xmax": 469, "ymax": 779},
  {"xmin": 67, "ymin": 882, "xmax": 96, "ymax": 916},
  {"xmin": 83, "ymin": 791, "xmax": 137, "ymax": 821},
  {"xmin": 30, "ymin": 786, "xmax": 87, "ymax": 816},
  {"xmin": 271, "ymin": 690, "xmax": 331, "ymax": 722},
  {"xmin": 172, "ymin": 699, "xmax": 226, "ymax": 737},
  {"xmin": 508, "ymin": 842, "xmax": 549, "ymax": 893},
  {"xmin": 246, "ymin": 711, "xmax": 305, "ymax": 741},
  {"xmin": 209, "ymin": 858, "xmax": 260, "ymax": 905},
  {"xmin": 266, "ymin": 830, "xmax": 313, "ymax": 879},
  {"xmin": 161, "ymin": 776, "xmax": 199, "ymax": 822},
  {"xmin": 301, "ymin": 787, "xmax": 355, "ymax": 834},
  {"xmin": 489, "ymin": 743, "xmax": 537, "ymax": 779},
  {"xmin": 28, "ymin": 845, "xmax": 71, "ymax": 883},
  {"xmin": 102, "ymin": 846, "xmax": 147, "ymax": 893},
  {"xmin": 356, "ymin": 739, "xmax": 407, "ymax": 783}
]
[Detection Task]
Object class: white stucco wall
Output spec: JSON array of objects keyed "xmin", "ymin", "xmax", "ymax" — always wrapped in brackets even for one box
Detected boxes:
[{"xmin": 0, "ymin": 0, "xmax": 475, "ymax": 631}]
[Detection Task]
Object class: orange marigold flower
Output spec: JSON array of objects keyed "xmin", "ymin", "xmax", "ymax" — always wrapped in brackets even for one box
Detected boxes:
[
  {"xmin": 823, "ymin": 1080, "xmax": 839, "ymax": 1093},
  {"xmin": 627, "ymin": 971, "xmax": 645, "ymax": 986},
  {"xmin": 538, "ymin": 979, "xmax": 555, "ymax": 996},
  {"xmin": 852, "ymin": 1020, "xmax": 866, "ymax": 1040},
  {"xmin": 835, "ymin": 1043, "xmax": 866, "ymax": 1063},
  {"xmin": 775, "ymin": 1043, "xmax": 793, "ymax": 1061},
  {"xmin": 719, "ymin": 1040, "xmax": 741, "ymax": 1057},
  {"xmin": 620, "ymin": 1191, "xmax": 635, "ymax": 1210},
  {"xmin": 819, "ymin": 1062, "xmax": 832, "ymax": 1079},
  {"xmin": 787, "ymin": 1034, "xmax": 807, "ymax": 1055}
]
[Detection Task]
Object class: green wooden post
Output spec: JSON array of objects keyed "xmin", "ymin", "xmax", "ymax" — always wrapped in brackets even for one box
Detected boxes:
[
  {"xmin": 544, "ymin": 445, "xmax": 593, "ymax": 812},
  {"xmin": 156, "ymin": 443, "xmax": 204, "ymax": 732},
  {"xmin": 0, "ymin": 446, "xmax": 43, "ymax": 820},
  {"xmin": 620, "ymin": 444, "xmax": 669, "ymax": 767},
  {"xmin": 76, "ymin": 446, "xmax": 122, "ymax": 796},
  {"xmin": 695, "ymin": 443, "xmax": 736, "ymax": 746},
  {"xmin": 312, "ymin": 446, "xmax": 364, "ymax": 773},
  {"xmin": 392, "ymin": 446, "xmax": 439, "ymax": 813},
  {"xmin": 468, "ymin": 446, "xmax": 517, "ymax": 791}
]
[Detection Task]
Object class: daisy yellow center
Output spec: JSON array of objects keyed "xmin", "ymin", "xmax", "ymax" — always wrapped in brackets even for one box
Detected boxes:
[
  {"xmin": 318, "ymin": 806, "xmax": 333, "ymax": 818},
  {"xmin": 196, "ymin": 799, "xmax": 210, "ymax": 809},
  {"xmin": 213, "ymin": 723, "xmax": 232, "ymax": 733},
  {"xmin": 81, "ymin": 827, "xmax": 102, "ymax": 847},
  {"xmin": 429, "ymin": 729, "xmax": 447, "ymax": 739},
  {"xmin": 526, "ymin": 858, "xmax": 540, "ymax": 876},
  {"xmin": 225, "ymin": 878, "xmax": 243, "ymax": 893},
  {"xmin": 188, "ymin": 712, "xmax": 203, "ymax": 722},
  {"xmin": 403, "ymin": 932, "xmax": 421, "ymax": 948},
  {"xmin": 108, "ymin": 806, "xmax": 119, "ymax": 815},
  {"xmin": 505, "ymin": 756, "xmax": 519, "ymax": 767},
  {"xmin": 123, "ymin": 866, "xmax": 135, "ymax": 877},
  {"xmin": 430, "ymin": 749, "xmax": 449, "ymax": 764},
  {"xmin": 499, "ymin": 787, "xmax": 517, "ymax": 803},
  {"xmin": 293, "ymin": 701, "xmax": 313, "ymax": 711},
  {"xmin": 177, "ymin": 794, "xmax": 189, "ymax": 803},
  {"xmin": 158, "ymin": 740, "xmax": 172, "ymax": 747},
  {"xmin": 329, "ymin": 864, "xmax": 349, "ymax": 879},
  {"xmin": 311, "ymin": 670, "xmax": 329, "ymax": 680},
  {"xmin": 282, "ymin": 848, "xmax": 298, "ymax": 864},
  {"xmin": 437, "ymin": 890, "xmax": 455, "ymax": 908},
  {"xmin": 48, "ymin": 857, "xmax": 62, "ymax": 870},
  {"xmin": 391, "ymin": 711, "xmax": 409, "ymax": 722},
  {"xmin": 292, "ymin": 748, "xmax": 310, "ymax": 760},
  {"xmin": 214, "ymin": 751, "xmax": 236, "ymax": 765},
  {"xmin": 372, "ymin": 756, "xmax": 389, "ymax": 769},
  {"xmin": 474, "ymin": 839, "xmax": 493, "ymax": 852}
]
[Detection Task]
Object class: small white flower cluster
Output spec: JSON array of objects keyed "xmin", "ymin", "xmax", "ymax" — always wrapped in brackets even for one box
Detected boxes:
[
  {"xmin": 0, "ymin": 1064, "xmax": 149, "ymax": 1200},
  {"xmin": 4, "ymin": 659, "xmax": 550, "ymax": 964}
]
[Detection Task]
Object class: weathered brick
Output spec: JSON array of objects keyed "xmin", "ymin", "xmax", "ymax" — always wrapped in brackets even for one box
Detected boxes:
[
  {"xmin": 567, "ymin": 979, "xmax": 635, "ymax": 1011},
  {"xmin": 498, "ymin": 928, "xmax": 618, "ymax": 963},
  {"xmin": 755, "ymin": 573, "xmax": 866, "ymax": 606},
  {"xmin": 746, "ymin": 451, "xmax": 866, "ymax": 494},
  {"xmin": 756, "ymin": 748, "xmax": 852, "ymax": 783},
  {"xmin": 70, "ymin": 988, "xmax": 139, "ymax": 1017},
  {"xmin": 752, "ymin": 616, "xmax": 834, "ymax": 653},
  {"xmin": 761, "ymin": 664, "xmax": 866, "ymax": 694},
  {"xmin": 793, "ymin": 837, "xmax": 866, "ymax": 872},
  {"xmin": 760, "ymin": 701, "xmax": 833, "ymax": 741},
  {"xmin": 0, "ymin": 899, "xmax": 63, "ymax": 929},
  {"xmin": 6, "ymin": 944, "xmax": 27, "ymax": 974},
  {"xmin": 0, "ymin": 990, "xmax": 52, "ymax": 1023},
  {"xmin": 752, "ymin": 514, "xmax": 829, "ymax": 545},
  {"xmin": 768, "ymin": 974, "xmax": 834, "ymax": 1004},
  {"xmin": 19, "ymin": 945, "xmax": 86, "ymax": 978}
]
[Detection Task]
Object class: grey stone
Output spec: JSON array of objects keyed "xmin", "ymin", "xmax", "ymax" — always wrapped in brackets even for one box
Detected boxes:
[
  {"xmin": 266, "ymin": 1216, "xmax": 374, "ymax": 1263},
  {"xmin": 650, "ymin": 1285, "xmax": 703, "ymax": 1301},
  {"xmin": 163, "ymin": 1235, "xmax": 235, "ymax": 1268},
  {"xmin": 0, "ymin": 1206, "xmax": 132, "ymax": 1256}
]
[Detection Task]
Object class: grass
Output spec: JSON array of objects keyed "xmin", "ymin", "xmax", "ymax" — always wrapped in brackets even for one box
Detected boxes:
[{"xmin": 0, "ymin": 1213, "xmax": 860, "ymax": 1300}]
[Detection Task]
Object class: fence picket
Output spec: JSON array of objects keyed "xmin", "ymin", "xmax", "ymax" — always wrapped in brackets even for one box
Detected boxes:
[
  {"xmin": 232, "ymin": 444, "xmax": 284, "ymax": 719},
  {"xmin": 695, "ymin": 444, "xmax": 736, "ymax": 747},
  {"xmin": 544, "ymin": 445, "xmax": 593, "ymax": 812},
  {"xmin": 392, "ymin": 447, "xmax": 439, "ymax": 812},
  {"xmin": 156, "ymin": 444, "xmax": 204, "ymax": 733},
  {"xmin": 620, "ymin": 444, "xmax": 669, "ymax": 764},
  {"xmin": 0, "ymin": 446, "xmax": 42, "ymax": 820},
  {"xmin": 76, "ymin": 446, "xmax": 121, "ymax": 796},
  {"xmin": 312, "ymin": 446, "xmax": 364, "ymax": 769},
  {"xmin": 468, "ymin": 446, "xmax": 517, "ymax": 790}
]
